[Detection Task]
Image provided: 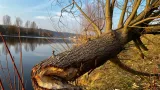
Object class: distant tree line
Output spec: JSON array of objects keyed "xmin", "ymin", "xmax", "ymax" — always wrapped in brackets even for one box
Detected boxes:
[{"xmin": 0, "ymin": 15, "xmax": 53, "ymax": 37}]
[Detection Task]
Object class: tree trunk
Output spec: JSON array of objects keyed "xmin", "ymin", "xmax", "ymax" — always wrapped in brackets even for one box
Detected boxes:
[{"xmin": 31, "ymin": 30, "xmax": 132, "ymax": 90}]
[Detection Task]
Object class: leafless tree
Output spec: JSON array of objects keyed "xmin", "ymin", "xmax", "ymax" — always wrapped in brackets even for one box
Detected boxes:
[
  {"xmin": 30, "ymin": 21, "xmax": 38, "ymax": 29},
  {"xmin": 31, "ymin": 0, "xmax": 160, "ymax": 90},
  {"xmin": 15, "ymin": 17, "xmax": 23, "ymax": 27},
  {"xmin": 25, "ymin": 21, "xmax": 30, "ymax": 28},
  {"xmin": 80, "ymin": 0, "xmax": 105, "ymax": 40},
  {"xmin": 3, "ymin": 15, "xmax": 11, "ymax": 25}
]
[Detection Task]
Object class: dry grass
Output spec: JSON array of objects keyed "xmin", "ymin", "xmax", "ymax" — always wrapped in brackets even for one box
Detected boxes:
[{"xmin": 72, "ymin": 34, "xmax": 160, "ymax": 90}]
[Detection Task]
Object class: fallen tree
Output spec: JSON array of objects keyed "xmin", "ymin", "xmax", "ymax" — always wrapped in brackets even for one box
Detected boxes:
[{"xmin": 31, "ymin": 0, "xmax": 160, "ymax": 90}]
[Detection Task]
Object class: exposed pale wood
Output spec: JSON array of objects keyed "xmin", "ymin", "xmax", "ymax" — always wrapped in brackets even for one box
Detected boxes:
[
  {"xmin": 31, "ymin": 28, "xmax": 160, "ymax": 90},
  {"xmin": 31, "ymin": 30, "xmax": 131, "ymax": 90},
  {"xmin": 31, "ymin": 0, "xmax": 160, "ymax": 90}
]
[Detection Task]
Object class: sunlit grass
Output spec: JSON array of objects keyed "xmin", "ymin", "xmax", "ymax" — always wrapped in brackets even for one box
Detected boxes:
[{"xmin": 73, "ymin": 34, "xmax": 160, "ymax": 90}]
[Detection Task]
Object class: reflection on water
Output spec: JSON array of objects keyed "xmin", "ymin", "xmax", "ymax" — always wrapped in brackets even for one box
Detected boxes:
[
  {"xmin": 0, "ymin": 37, "xmax": 72, "ymax": 54},
  {"xmin": 0, "ymin": 37, "xmax": 72, "ymax": 90}
]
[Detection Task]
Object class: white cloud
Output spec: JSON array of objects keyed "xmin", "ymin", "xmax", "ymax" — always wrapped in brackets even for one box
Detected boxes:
[{"xmin": 35, "ymin": 16, "xmax": 49, "ymax": 20}]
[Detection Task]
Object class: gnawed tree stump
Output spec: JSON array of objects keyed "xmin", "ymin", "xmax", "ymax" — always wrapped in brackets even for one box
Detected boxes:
[
  {"xmin": 30, "ymin": 0, "xmax": 160, "ymax": 89},
  {"xmin": 31, "ymin": 29, "xmax": 156, "ymax": 90},
  {"xmin": 31, "ymin": 27, "xmax": 160, "ymax": 90},
  {"xmin": 31, "ymin": 30, "xmax": 127, "ymax": 90}
]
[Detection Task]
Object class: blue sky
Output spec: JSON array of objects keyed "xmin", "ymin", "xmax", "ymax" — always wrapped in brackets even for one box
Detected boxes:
[
  {"xmin": 0, "ymin": 0, "xmax": 129, "ymax": 32},
  {"xmin": 0, "ymin": 0, "xmax": 147, "ymax": 32},
  {"xmin": 0, "ymin": 0, "xmax": 73, "ymax": 31}
]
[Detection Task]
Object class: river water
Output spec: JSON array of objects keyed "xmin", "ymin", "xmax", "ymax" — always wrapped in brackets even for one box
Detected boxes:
[{"xmin": 0, "ymin": 37, "xmax": 73, "ymax": 90}]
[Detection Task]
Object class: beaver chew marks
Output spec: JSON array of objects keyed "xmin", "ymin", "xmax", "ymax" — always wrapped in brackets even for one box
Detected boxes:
[{"xmin": 32, "ymin": 67, "xmax": 79, "ymax": 89}]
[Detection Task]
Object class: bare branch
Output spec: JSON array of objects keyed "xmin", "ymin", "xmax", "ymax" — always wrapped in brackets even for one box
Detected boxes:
[
  {"xmin": 124, "ymin": 0, "xmax": 141, "ymax": 34},
  {"xmin": 118, "ymin": 0, "xmax": 128, "ymax": 28},
  {"xmin": 142, "ymin": 25, "xmax": 160, "ymax": 34},
  {"xmin": 129, "ymin": 24, "xmax": 160, "ymax": 35},
  {"xmin": 130, "ymin": 0, "xmax": 159, "ymax": 26},
  {"xmin": 146, "ymin": 0, "xmax": 151, "ymax": 6},
  {"xmin": 61, "ymin": 2, "xmax": 74, "ymax": 13},
  {"xmin": 73, "ymin": 0, "xmax": 101, "ymax": 37},
  {"xmin": 133, "ymin": 39, "xmax": 145, "ymax": 59},
  {"xmin": 110, "ymin": 0, "xmax": 116, "ymax": 18},
  {"xmin": 128, "ymin": 25, "xmax": 160, "ymax": 29},
  {"xmin": 136, "ymin": 38, "xmax": 148, "ymax": 51},
  {"xmin": 0, "ymin": 78, "xmax": 4, "ymax": 90},
  {"xmin": 151, "ymin": 0, "xmax": 159, "ymax": 6},
  {"xmin": 105, "ymin": 0, "xmax": 112, "ymax": 32},
  {"xmin": 143, "ymin": 32, "xmax": 160, "ymax": 34},
  {"xmin": 132, "ymin": 15, "xmax": 160, "ymax": 26}
]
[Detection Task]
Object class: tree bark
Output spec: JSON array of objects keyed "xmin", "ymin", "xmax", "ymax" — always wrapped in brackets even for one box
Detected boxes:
[{"xmin": 31, "ymin": 29, "xmax": 133, "ymax": 90}]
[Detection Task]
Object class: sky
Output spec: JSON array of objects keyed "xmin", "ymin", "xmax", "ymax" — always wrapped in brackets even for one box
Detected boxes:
[
  {"xmin": 0, "ymin": 0, "xmax": 79, "ymax": 32},
  {"xmin": 0, "ymin": 0, "xmax": 147, "ymax": 33}
]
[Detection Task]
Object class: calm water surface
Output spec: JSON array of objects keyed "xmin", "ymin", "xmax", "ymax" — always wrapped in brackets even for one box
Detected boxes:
[{"xmin": 0, "ymin": 37, "xmax": 72, "ymax": 90}]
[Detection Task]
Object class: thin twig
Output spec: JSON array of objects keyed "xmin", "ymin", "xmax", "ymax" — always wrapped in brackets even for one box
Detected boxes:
[
  {"xmin": 73, "ymin": 0, "xmax": 101, "ymax": 36},
  {"xmin": 5, "ymin": 53, "xmax": 15, "ymax": 90},
  {"xmin": 17, "ymin": 27, "xmax": 24, "ymax": 90},
  {"xmin": 0, "ymin": 32, "xmax": 25, "ymax": 90},
  {"xmin": 0, "ymin": 60, "xmax": 13, "ymax": 90},
  {"xmin": 0, "ymin": 78, "xmax": 4, "ymax": 90}
]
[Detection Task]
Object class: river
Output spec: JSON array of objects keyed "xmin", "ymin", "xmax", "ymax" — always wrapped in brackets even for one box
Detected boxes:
[{"xmin": 0, "ymin": 36, "xmax": 73, "ymax": 90}]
